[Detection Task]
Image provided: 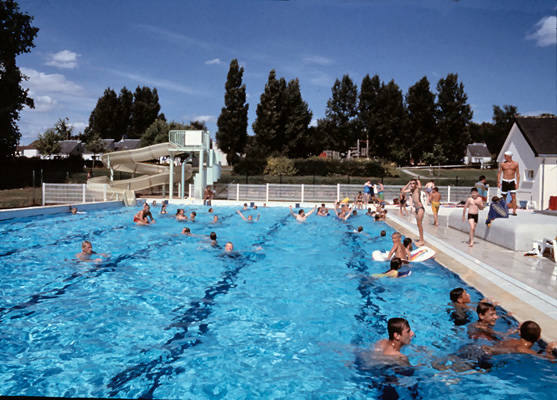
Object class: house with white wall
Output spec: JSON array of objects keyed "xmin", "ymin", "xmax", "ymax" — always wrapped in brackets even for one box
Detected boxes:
[
  {"xmin": 497, "ymin": 116, "xmax": 557, "ymax": 210},
  {"xmin": 464, "ymin": 143, "xmax": 492, "ymax": 166}
]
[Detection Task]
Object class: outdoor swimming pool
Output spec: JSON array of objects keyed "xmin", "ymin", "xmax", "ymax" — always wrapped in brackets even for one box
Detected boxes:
[{"xmin": 0, "ymin": 205, "xmax": 555, "ymax": 399}]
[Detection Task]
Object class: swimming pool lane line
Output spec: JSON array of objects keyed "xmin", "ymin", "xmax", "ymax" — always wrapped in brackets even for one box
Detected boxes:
[
  {"xmin": 0, "ymin": 222, "xmax": 227, "ymax": 321},
  {"xmin": 107, "ymin": 214, "xmax": 291, "ymax": 398}
]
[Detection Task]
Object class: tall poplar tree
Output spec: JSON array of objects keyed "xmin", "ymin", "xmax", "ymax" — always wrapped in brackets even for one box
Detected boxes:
[
  {"xmin": 435, "ymin": 73, "xmax": 473, "ymax": 163},
  {"xmin": 85, "ymin": 88, "xmax": 120, "ymax": 140},
  {"xmin": 375, "ymin": 80, "xmax": 408, "ymax": 163},
  {"xmin": 130, "ymin": 86, "xmax": 160, "ymax": 138},
  {"xmin": 252, "ymin": 70, "xmax": 286, "ymax": 157},
  {"xmin": 358, "ymin": 74, "xmax": 382, "ymax": 156},
  {"xmin": 406, "ymin": 76, "xmax": 436, "ymax": 162},
  {"xmin": 0, "ymin": 0, "xmax": 39, "ymax": 158},
  {"xmin": 322, "ymin": 75, "xmax": 359, "ymax": 153},
  {"xmin": 116, "ymin": 87, "xmax": 133, "ymax": 138},
  {"xmin": 282, "ymin": 78, "xmax": 313, "ymax": 158},
  {"xmin": 216, "ymin": 59, "xmax": 249, "ymax": 165}
]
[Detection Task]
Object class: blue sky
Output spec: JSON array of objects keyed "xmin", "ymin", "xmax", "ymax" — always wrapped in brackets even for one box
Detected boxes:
[{"xmin": 17, "ymin": 0, "xmax": 556, "ymax": 144}]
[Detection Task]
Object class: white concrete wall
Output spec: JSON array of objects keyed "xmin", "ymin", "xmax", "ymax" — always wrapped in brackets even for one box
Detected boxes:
[{"xmin": 0, "ymin": 201, "xmax": 123, "ymax": 221}]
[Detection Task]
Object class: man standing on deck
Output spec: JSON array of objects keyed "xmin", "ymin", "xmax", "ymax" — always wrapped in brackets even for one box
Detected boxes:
[
  {"xmin": 497, "ymin": 151, "xmax": 520, "ymax": 216},
  {"xmin": 402, "ymin": 179, "xmax": 425, "ymax": 246}
]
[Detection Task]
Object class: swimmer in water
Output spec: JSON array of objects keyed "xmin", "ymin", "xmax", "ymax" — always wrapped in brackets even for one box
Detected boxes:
[
  {"xmin": 370, "ymin": 318, "xmax": 415, "ymax": 366},
  {"xmin": 468, "ymin": 302, "xmax": 515, "ymax": 341},
  {"xmin": 317, "ymin": 203, "xmax": 329, "ymax": 216},
  {"xmin": 70, "ymin": 207, "xmax": 78, "ymax": 214},
  {"xmin": 372, "ymin": 257, "xmax": 410, "ymax": 278},
  {"xmin": 208, "ymin": 207, "xmax": 213, "ymax": 213},
  {"xmin": 237, "ymin": 210, "xmax": 260, "ymax": 222},
  {"xmin": 483, "ymin": 321, "xmax": 556, "ymax": 359},
  {"xmin": 209, "ymin": 232, "xmax": 218, "ymax": 247},
  {"xmin": 175, "ymin": 208, "xmax": 188, "ymax": 221},
  {"xmin": 182, "ymin": 227, "xmax": 192, "ymax": 236},
  {"xmin": 75, "ymin": 240, "xmax": 107, "ymax": 262},
  {"xmin": 134, "ymin": 203, "xmax": 155, "ymax": 225},
  {"xmin": 403, "ymin": 237, "xmax": 413, "ymax": 252},
  {"xmin": 189, "ymin": 211, "xmax": 196, "ymax": 222},
  {"xmin": 224, "ymin": 241, "xmax": 234, "ymax": 252},
  {"xmin": 160, "ymin": 204, "xmax": 167, "ymax": 214},
  {"xmin": 449, "ymin": 287, "xmax": 472, "ymax": 326},
  {"xmin": 380, "ymin": 230, "xmax": 386, "ymax": 237},
  {"xmin": 289, "ymin": 205, "xmax": 317, "ymax": 222},
  {"xmin": 212, "ymin": 215, "xmax": 219, "ymax": 224}
]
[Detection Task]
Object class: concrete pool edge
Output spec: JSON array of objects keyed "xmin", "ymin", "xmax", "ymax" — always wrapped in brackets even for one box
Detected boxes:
[
  {"xmin": 0, "ymin": 201, "xmax": 124, "ymax": 221},
  {"xmin": 385, "ymin": 214, "xmax": 557, "ymax": 343}
]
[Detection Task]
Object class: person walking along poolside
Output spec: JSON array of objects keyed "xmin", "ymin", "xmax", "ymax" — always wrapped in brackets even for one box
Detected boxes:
[
  {"xmin": 402, "ymin": 179, "xmax": 425, "ymax": 246},
  {"xmin": 497, "ymin": 151, "xmax": 520, "ymax": 216}
]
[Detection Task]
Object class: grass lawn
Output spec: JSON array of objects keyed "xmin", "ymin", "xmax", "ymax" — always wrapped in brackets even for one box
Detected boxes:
[{"xmin": 399, "ymin": 167, "xmax": 498, "ymax": 185}]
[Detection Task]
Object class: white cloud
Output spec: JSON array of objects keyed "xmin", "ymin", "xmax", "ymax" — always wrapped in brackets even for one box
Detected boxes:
[
  {"xmin": 21, "ymin": 67, "xmax": 85, "ymax": 95},
  {"xmin": 136, "ymin": 24, "xmax": 213, "ymax": 50},
  {"xmin": 309, "ymin": 118, "xmax": 318, "ymax": 127},
  {"xmin": 70, "ymin": 122, "xmax": 87, "ymax": 132},
  {"xmin": 32, "ymin": 95, "xmax": 58, "ymax": 112},
  {"xmin": 309, "ymin": 71, "xmax": 334, "ymax": 87},
  {"xmin": 45, "ymin": 50, "xmax": 80, "ymax": 69},
  {"xmin": 193, "ymin": 115, "xmax": 216, "ymax": 123},
  {"xmin": 522, "ymin": 110, "xmax": 552, "ymax": 116},
  {"xmin": 302, "ymin": 55, "xmax": 334, "ymax": 66},
  {"xmin": 526, "ymin": 16, "xmax": 556, "ymax": 47},
  {"xmin": 105, "ymin": 68, "xmax": 197, "ymax": 95},
  {"xmin": 205, "ymin": 58, "xmax": 224, "ymax": 65}
]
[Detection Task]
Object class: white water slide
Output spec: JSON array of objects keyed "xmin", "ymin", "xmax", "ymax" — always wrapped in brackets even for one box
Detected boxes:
[{"xmin": 87, "ymin": 142, "xmax": 191, "ymax": 206}]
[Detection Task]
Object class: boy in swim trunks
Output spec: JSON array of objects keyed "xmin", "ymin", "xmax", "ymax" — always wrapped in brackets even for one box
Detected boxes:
[
  {"xmin": 134, "ymin": 204, "xmax": 155, "ymax": 225},
  {"xmin": 387, "ymin": 232, "xmax": 410, "ymax": 261},
  {"xmin": 430, "ymin": 187, "xmax": 441, "ymax": 226},
  {"xmin": 372, "ymin": 317, "xmax": 414, "ymax": 366},
  {"xmin": 462, "ymin": 188, "xmax": 484, "ymax": 247},
  {"xmin": 497, "ymin": 151, "xmax": 520, "ymax": 216},
  {"xmin": 483, "ymin": 321, "xmax": 556, "ymax": 359}
]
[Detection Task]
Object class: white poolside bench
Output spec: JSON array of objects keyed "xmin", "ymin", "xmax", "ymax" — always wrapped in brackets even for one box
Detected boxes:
[{"xmin": 532, "ymin": 238, "xmax": 557, "ymax": 263}]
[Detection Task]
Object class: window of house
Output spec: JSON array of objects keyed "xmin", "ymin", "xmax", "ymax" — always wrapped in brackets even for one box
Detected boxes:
[{"xmin": 525, "ymin": 169, "xmax": 535, "ymax": 181}]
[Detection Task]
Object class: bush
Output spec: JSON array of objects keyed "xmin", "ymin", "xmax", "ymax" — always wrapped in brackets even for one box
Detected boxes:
[
  {"xmin": 264, "ymin": 157, "xmax": 298, "ymax": 176},
  {"xmin": 233, "ymin": 157, "xmax": 266, "ymax": 175},
  {"xmin": 0, "ymin": 156, "xmax": 85, "ymax": 189},
  {"xmin": 293, "ymin": 157, "xmax": 386, "ymax": 177}
]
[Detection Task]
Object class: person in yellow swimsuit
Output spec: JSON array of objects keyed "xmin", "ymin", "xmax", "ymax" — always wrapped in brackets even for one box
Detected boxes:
[{"xmin": 430, "ymin": 187, "xmax": 441, "ymax": 226}]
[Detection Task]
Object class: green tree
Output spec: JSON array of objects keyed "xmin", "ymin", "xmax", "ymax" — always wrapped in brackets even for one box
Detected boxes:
[
  {"xmin": 487, "ymin": 105, "xmax": 517, "ymax": 154},
  {"xmin": 322, "ymin": 74, "xmax": 359, "ymax": 153},
  {"xmin": 406, "ymin": 76, "xmax": 436, "ymax": 162},
  {"xmin": 115, "ymin": 87, "xmax": 133, "ymax": 138},
  {"xmin": 376, "ymin": 80, "xmax": 408, "ymax": 164},
  {"xmin": 282, "ymin": 78, "xmax": 313, "ymax": 158},
  {"xmin": 140, "ymin": 119, "xmax": 189, "ymax": 147},
  {"xmin": 435, "ymin": 73, "xmax": 473, "ymax": 163},
  {"xmin": 358, "ymin": 74, "xmax": 382, "ymax": 157},
  {"xmin": 0, "ymin": 0, "xmax": 39, "ymax": 159},
  {"xmin": 252, "ymin": 70, "xmax": 287, "ymax": 157},
  {"xmin": 216, "ymin": 59, "xmax": 249, "ymax": 165},
  {"xmin": 36, "ymin": 128, "xmax": 64, "ymax": 157},
  {"xmin": 130, "ymin": 86, "xmax": 160, "ymax": 138},
  {"xmin": 85, "ymin": 88, "xmax": 120, "ymax": 140},
  {"xmin": 85, "ymin": 133, "xmax": 106, "ymax": 171},
  {"xmin": 54, "ymin": 117, "xmax": 73, "ymax": 140}
]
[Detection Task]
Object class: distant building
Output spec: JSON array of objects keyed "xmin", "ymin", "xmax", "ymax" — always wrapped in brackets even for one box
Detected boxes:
[
  {"xmin": 114, "ymin": 138, "xmax": 141, "ymax": 151},
  {"xmin": 15, "ymin": 144, "xmax": 39, "ymax": 158},
  {"xmin": 464, "ymin": 143, "xmax": 492, "ymax": 166},
  {"xmin": 497, "ymin": 116, "xmax": 557, "ymax": 210},
  {"xmin": 57, "ymin": 140, "xmax": 84, "ymax": 158},
  {"xmin": 82, "ymin": 139, "xmax": 115, "ymax": 161}
]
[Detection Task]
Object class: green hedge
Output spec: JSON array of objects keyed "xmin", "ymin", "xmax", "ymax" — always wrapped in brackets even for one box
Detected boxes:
[
  {"xmin": 233, "ymin": 157, "xmax": 386, "ymax": 177},
  {"xmin": 0, "ymin": 156, "xmax": 85, "ymax": 189}
]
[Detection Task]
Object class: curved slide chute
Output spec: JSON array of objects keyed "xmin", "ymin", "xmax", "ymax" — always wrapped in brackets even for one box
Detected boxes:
[{"xmin": 87, "ymin": 142, "xmax": 192, "ymax": 206}]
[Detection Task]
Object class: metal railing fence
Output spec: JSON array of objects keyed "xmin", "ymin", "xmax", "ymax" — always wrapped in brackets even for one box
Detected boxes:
[{"xmin": 42, "ymin": 183, "xmax": 118, "ymax": 205}]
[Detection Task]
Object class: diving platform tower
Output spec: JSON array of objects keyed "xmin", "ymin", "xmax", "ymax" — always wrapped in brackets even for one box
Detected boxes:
[{"xmin": 168, "ymin": 130, "xmax": 221, "ymax": 199}]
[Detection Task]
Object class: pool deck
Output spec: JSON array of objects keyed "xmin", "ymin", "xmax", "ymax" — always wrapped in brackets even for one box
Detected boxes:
[{"xmin": 386, "ymin": 207, "xmax": 557, "ymax": 343}]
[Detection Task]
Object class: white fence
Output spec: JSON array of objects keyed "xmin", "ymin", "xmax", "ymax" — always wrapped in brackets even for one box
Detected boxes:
[
  {"xmin": 214, "ymin": 184, "xmax": 492, "ymax": 204},
  {"xmin": 42, "ymin": 183, "xmax": 117, "ymax": 205}
]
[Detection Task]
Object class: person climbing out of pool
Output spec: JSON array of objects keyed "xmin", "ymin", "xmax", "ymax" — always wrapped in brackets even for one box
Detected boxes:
[
  {"xmin": 387, "ymin": 232, "xmax": 410, "ymax": 261},
  {"xmin": 237, "ymin": 209, "xmax": 260, "ymax": 222},
  {"xmin": 175, "ymin": 208, "xmax": 188, "ymax": 221},
  {"xmin": 75, "ymin": 240, "xmax": 107, "ymax": 262},
  {"xmin": 462, "ymin": 188, "xmax": 484, "ymax": 247},
  {"xmin": 430, "ymin": 187, "xmax": 441, "ymax": 226},
  {"xmin": 289, "ymin": 205, "xmax": 317, "ymax": 222},
  {"xmin": 134, "ymin": 203, "xmax": 155, "ymax": 225},
  {"xmin": 372, "ymin": 257, "xmax": 411, "ymax": 278},
  {"xmin": 402, "ymin": 179, "xmax": 425, "ymax": 246},
  {"xmin": 372, "ymin": 317, "xmax": 415, "ymax": 365},
  {"xmin": 468, "ymin": 302, "xmax": 516, "ymax": 341},
  {"xmin": 483, "ymin": 321, "xmax": 556, "ymax": 359},
  {"xmin": 449, "ymin": 288, "xmax": 473, "ymax": 326}
]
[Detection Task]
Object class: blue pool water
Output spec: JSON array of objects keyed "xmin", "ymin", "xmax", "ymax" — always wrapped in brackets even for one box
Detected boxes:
[{"xmin": 0, "ymin": 205, "xmax": 555, "ymax": 399}]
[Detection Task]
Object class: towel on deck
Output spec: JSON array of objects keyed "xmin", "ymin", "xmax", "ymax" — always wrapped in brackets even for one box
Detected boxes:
[{"xmin": 485, "ymin": 199, "xmax": 509, "ymax": 226}]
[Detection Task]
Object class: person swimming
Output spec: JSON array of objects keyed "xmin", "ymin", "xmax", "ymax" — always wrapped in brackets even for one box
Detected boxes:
[
  {"xmin": 134, "ymin": 204, "xmax": 155, "ymax": 225},
  {"xmin": 75, "ymin": 240, "xmax": 107, "ymax": 262},
  {"xmin": 448, "ymin": 287, "xmax": 472, "ymax": 326},
  {"xmin": 175, "ymin": 208, "xmax": 188, "ymax": 221},
  {"xmin": 289, "ymin": 205, "xmax": 317, "ymax": 222},
  {"xmin": 237, "ymin": 209, "xmax": 260, "ymax": 222},
  {"xmin": 366, "ymin": 318, "xmax": 415, "ymax": 366},
  {"xmin": 372, "ymin": 257, "xmax": 411, "ymax": 278}
]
